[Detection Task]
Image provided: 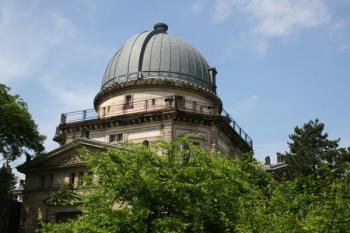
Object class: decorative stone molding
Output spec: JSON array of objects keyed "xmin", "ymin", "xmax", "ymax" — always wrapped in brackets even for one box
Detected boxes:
[{"xmin": 94, "ymin": 78, "xmax": 222, "ymax": 111}]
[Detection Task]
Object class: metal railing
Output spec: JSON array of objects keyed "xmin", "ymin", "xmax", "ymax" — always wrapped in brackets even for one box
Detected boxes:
[
  {"xmin": 221, "ymin": 109, "xmax": 253, "ymax": 148},
  {"xmin": 58, "ymin": 96, "xmax": 252, "ymax": 148}
]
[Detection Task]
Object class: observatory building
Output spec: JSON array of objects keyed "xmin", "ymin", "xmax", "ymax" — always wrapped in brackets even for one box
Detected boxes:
[{"xmin": 17, "ymin": 23, "xmax": 252, "ymax": 233}]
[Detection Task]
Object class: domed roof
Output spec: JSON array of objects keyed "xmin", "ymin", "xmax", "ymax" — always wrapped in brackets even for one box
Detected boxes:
[{"xmin": 101, "ymin": 23, "xmax": 214, "ymax": 91}]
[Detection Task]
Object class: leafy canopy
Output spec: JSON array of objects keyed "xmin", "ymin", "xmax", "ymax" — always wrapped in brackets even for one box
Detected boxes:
[
  {"xmin": 284, "ymin": 119, "xmax": 349, "ymax": 178},
  {"xmin": 39, "ymin": 138, "xmax": 270, "ymax": 233},
  {"xmin": 0, "ymin": 84, "xmax": 45, "ymax": 161},
  {"xmin": 0, "ymin": 163, "xmax": 16, "ymax": 200},
  {"xmin": 39, "ymin": 121, "xmax": 350, "ymax": 233}
]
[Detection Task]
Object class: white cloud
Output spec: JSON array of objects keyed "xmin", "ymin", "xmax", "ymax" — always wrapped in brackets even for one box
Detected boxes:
[
  {"xmin": 0, "ymin": 1, "xmax": 76, "ymax": 83},
  {"xmin": 209, "ymin": 0, "xmax": 331, "ymax": 55},
  {"xmin": 212, "ymin": 0, "xmax": 330, "ymax": 37},
  {"xmin": 212, "ymin": 0, "xmax": 241, "ymax": 23},
  {"xmin": 249, "ymin": 0, "xmax": 330, "ymax": 38},
  {"xmin": 41, "ymin": 74, "xmax": 96, "ymax": 110}
]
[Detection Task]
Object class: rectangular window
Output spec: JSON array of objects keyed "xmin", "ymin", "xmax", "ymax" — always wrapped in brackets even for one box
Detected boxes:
[
  {"xmin": 40, "ymin": 175, "xmax": 45, "ymax": 189},
  {"xmin": 109, "ymin": 134, "xmax": 116, "ymax": 142},
  {"xmin": 192, "ymin": 141, "xmax": 200, "ymax": 146},
  {"xmin": 152, "ymin": 99, "xmax": 156, "ymax": 106},
  {"xmin": 56, "ymin": 211, "xmax": 81, "ymax": 223},
  {"xmin": 109, "ymin": 133, "xmax": 123, "ymax": 143},
  {"xmin": 78, "ymin": 172, "xmax": 84, "ymax": 186},
  {"xmin": 175, "ymin": 96, "xmax": 184, "ymax": 108},
  {"xmin": 193, "ymin": 101, "xmax": 197, "ymax": 111},
  {"xmin": 48, "ymin": 174, "xmax": 54, "ymax": 189},
  {"xmin": 69, "ymin": 172, "xmax": 76, "ymax": 188},
  {"xmin": 125, "ymin": 95, "xmax": 133, "ymax": 109}
]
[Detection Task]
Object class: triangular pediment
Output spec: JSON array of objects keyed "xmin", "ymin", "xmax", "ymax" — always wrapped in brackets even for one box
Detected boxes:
[
  {"xmin": 17, "ymin": 138, "xmax": 116, "ymax": 173},
  {"xmin": 44, "ymin": 147, "xmax": 83, "ymax": 168}
]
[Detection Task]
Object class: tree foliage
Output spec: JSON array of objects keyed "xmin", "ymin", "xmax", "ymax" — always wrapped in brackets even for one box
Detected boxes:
[
  {"xmin": 38, "ymin": 121, "xmax": 350, "ymax": 233},
  {"xmin": 0, "ymin": 163, "xmax": 16, "ymax": 200},
  {"xmin": 0, "ymin": 84, "xmax": 45, "ymax": 161},
  {"xmin": 284, "ymin": 119, "xmax": 349, "ymax": 178},
  {"xmin": 45, "ymin": 184, "xmax": 82, "ymax": 206},
  {"xmin": 39, "ymin": 139, "xmax": 271, "ymax": 233}
]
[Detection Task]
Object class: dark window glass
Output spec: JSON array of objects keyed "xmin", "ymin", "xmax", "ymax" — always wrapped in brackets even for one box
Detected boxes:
[
  {"xmin": 40, "ymin": 175, "xmax": 45, "ymax": 189},
  {"xmin": 110, "ymin": 133, "xmax": 123, "ymax": 142},
  {"xmin": 193, "ymin": 101, "xmax": 197, "ymax": 111},
  {"xmin": 109, "ymin": 134, "xmax": 116, "ymax": 142},
  {"xmin": 69, "ymin": 172, "xmax": 76, "ymax": 187},
  {"xmin": 125, "ymin": 95, "xmax": 133, "ymax": 108},
  {"xmin": 86, "ymin": 171, "xmax": 93, "ymax": 185},
  {"xmin": 48, "ymin": 174, "xmax": 54, "ymax": 189},
  {"xmin": 78, "ymin": 172, "xmax": 84, "ymax": 186},
  {"xmin": 56, "ymin": 211, "xmax": 81, "ymax": 223}
]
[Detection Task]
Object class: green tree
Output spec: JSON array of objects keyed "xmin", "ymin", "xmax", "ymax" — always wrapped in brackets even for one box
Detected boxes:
[
  {"xmin": 0, "ymin": 163, "xmax": 16, "ymax": 200},
  {"xmin": 0, "ymin": 84, "xmax": 45, "ymax": 161},
  {"xmin": 38, "ymin": 121, "xmax": 350, "ymax": 233},
  {"xmin": 39, "ymin": 139, "xmax": 271, "ymax": 233},
  {"xmin": 268, "ymin": 119, "xmax": 350, "ymax": 232},
  {"xmin": 267, "ymin": 174, "xmax": 350, "ymax": 232},
  {"xmin": 284, "ymin": 119, "xmax": 343, "ymax": 178}
]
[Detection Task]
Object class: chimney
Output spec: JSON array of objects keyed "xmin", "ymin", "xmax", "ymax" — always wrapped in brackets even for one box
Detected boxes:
[
  {"xmin": 208, "ymin": 67, "xmax": 217, "ymax": 91},
  {"xmin": 276, "ymin": 152, "xmax": 285, "ymax": 164}
]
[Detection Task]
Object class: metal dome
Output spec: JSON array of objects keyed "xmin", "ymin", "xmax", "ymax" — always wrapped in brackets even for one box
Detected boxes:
[{"xmin": 101, "ymin": 23, "xmax": 214, "ymax": 91}]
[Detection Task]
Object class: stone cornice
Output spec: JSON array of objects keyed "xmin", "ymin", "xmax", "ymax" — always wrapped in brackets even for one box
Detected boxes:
[
  {"xmin": 54, "ymin": 110, "xmax": 252, "ymax": 152},
  {"xmin": 94, "ymin": 78, "xmax": 222, "ymax": 111}
]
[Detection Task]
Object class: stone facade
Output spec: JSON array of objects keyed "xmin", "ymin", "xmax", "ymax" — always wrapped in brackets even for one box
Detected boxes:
[{"xmin": 17, "ymin": 139, "xmax": 109, "ymax": 233}]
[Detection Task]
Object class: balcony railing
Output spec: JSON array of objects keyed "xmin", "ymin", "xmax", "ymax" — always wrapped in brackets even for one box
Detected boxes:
[{"xmin": 58, "ymin": 96, "xmax": 252, "ymax": 148}]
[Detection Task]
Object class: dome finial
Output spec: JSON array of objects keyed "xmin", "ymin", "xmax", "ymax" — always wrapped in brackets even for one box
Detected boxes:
[{"xmin": 154, "ymin": 23, "xmax": 168, "ymax": 33}]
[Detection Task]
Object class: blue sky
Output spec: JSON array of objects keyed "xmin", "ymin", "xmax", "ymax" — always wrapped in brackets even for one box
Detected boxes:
[{"xmin": 1, "ymin": 0, "xmax": 350, "ymax": 166}]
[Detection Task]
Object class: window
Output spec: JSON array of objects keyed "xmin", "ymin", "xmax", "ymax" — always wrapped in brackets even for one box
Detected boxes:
[
  {"xmin": 56, "ymin": 211, "xmax": 81, "ymax": 223},
  {"xmin": 192, "ymin": 141, "xmax": 200, "ymax": 146},
  {"xmin": 86, "ymin": 171, "xmax": 94, "ymax": 185},
  {"xmin": 124, "ymin": 95, "xmax": 133, "ymax": 109},
  {"xmin": 78, "ymin": 172, "xmax": 84, "ymax": 186},
  {"xmin": 199, "ymin": 106, "xmax": 203, "ymax": 113},
  {"xmin": 179, "ymin": 143, "xmax": 189, "ymax": 150},
  {"xmin": 175, "ymin": 96, "xmax": 184, "ymax": 108},
  {"xmin": 48, "ymin": 174, "xmax": 54, "ymax": 189},
  {"xmin": 110, "ymin": 133, "xmax": 123, "ymax": 143},
  {"xmin": 69, "ymin": 172, "xmax": 76, "ymax": 188},
  {"xmin": 152, "ymin": 99, "xmax": 156, "ymax": 106},
  {"xmin": 40, "ymin": 175, "xmax": 45, "ymax": 189}
]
